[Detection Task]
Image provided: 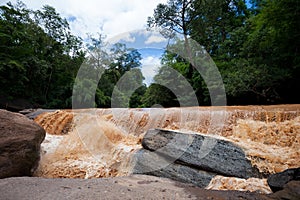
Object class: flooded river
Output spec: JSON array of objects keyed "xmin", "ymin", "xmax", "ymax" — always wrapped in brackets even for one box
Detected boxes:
[{"xmin": 33, "ymin": 105, "xmax": 300, "ymax": 193}]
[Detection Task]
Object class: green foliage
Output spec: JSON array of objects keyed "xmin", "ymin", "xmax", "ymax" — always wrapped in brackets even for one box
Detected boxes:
[
  {"xmin": 146, "ymin": 0, "xmax": 300, "ymax": 106},
  {"xmin": 141, "ymin": 83, "xmax": 180, "ymax": 107},
  {"xmin": 129, "ymin": 85, "xmax": 147, "ymax": 108},
  {"xmin": 190, "ymin": 0, "xmax": 249, "ymax": 56},
  {"xmin": 0, "ymin": 1, "xmax": 144, "ymax": 109},
  {"xmin": 1, "ymin": 0, "xmax": 299, "ymax": 109},
  {"xmin": 238, "ymin": 0, "xmax": 300, "ymax": 103},
  {"xmin": 83, "ymin": 35, "xmax": 144, "ymax": 108},
  {"xmin": 147, "ymin": 0, "xmax": 196, "ymax": 37},
  {"xmin": 0, "ymin": 1, "xmax": 84, "ymax": 108}
]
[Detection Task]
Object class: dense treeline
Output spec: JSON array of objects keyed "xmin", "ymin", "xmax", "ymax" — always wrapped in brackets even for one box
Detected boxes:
[
  {"xmin": 145, "ymin": 0, "xmax": 300, "ymax": 106},
  {"xmin": 0, "ymin": 2, "xmax": 84, "ymax": 109},
  {"xmin": 0, "ymin": 1, "xmax": 144, "ymax": 109},
  {"xmin": 72, "ymin": 35, "xmax": 145, "ymax": 108},
  {"xmin": 0, "ymin": 0, "xmax": 299, "ymax": 110}
]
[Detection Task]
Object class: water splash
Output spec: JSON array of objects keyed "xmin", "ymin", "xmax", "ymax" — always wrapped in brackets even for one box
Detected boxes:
[
  {"xmin": 95, "ymin": 105, "xmax": 300, "ymax": 137},
  {"xmin": 206, "ymin": 176, "xmax": 272, "ymax": 194},
  {"xmin": 34, "ymin": 113, "xmax": 140, "ymax": 178},
  {"xmin": 229, "ymin": 116, "xmax": 300, "ymax": 174},
  {"xmin": 35, "ymin": 110, "xmax": 73, "ymax": 135},
  {"xmin": 34, "ymin": 105, "xmax": 300, "ymax": 193}
]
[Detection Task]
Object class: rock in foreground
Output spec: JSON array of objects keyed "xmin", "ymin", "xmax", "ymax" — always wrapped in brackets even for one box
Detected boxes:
[
  {"xmin": 0, "ymin": 175, "xmax": 270, "ymax": 200},
  {"xmin": 132, "ymin": 129, "xmax": 263, "ymax": 187},
  {"xmin": 0, "ymin": 109, "xmax": 45, "ymax": 178},
  {"xmin": 0, "ymin": 175, "xmax": 299, "ymax": 200}
]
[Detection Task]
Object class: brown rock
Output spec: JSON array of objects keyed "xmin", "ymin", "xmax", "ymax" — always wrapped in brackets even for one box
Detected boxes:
[{"xmin": 0, "ymin": 109, "xmax": 45, "ymax": 178}]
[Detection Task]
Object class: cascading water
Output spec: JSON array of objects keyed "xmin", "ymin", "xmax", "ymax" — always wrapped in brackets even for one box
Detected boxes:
[
  {"xmin": 34, "ymin": 111, "xmax": 140, "ymax": 178},
  {"xmin": 34, "ymin": 105, "xmax": 300, "ymax": 193}
]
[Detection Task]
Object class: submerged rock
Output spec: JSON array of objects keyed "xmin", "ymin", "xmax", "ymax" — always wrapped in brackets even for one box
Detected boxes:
[
  {"xmin": 132, "ymin": 129, "xmax": 263, "ymax": 187},
  {"xmin": 0, "ymin": 109, "xmax": 45, "ymax": 178},
  {"xmin": 267, "ymin": 167, "xmax": 300, "ymax": 192}
]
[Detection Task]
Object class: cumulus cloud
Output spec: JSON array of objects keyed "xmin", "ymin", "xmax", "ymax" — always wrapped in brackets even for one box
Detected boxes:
[
  {"xmin": 145, "ymin": 35, "xmax": 167, "ymax": 45},
  {"xmin": 1, "ymin": 0, "xmax": 168, "ymax": 39},
  {"xmin": 109, "ymin": 32, "xmax": 136, "ymax": 44},
  {"xmin": 141, "ymin": 56, "xmax": 161, "ymax": 86}
]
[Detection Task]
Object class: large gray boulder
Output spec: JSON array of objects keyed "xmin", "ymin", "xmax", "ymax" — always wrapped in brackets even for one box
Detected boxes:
[
  {"xmin": 131, "ymin": 129, "xmax": 263, "ymax": 187},
  {"xmin": 132, "ymin": 149, "xmax": 216, "ymax": 188},
  {"xmin": 0, "ymin": 109, "xmax": 45, "ymax": 178}
]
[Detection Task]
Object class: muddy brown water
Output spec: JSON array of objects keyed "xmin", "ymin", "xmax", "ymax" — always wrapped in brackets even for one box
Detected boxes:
[{"xmin": 33, "ymin": 105, "xmax": 300, "ymax": 193}]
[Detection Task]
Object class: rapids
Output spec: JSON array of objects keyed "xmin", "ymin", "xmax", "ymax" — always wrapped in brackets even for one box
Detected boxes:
[{"xmin": 34, "ymin": 105, "xmax": 300, "ymax": 193}]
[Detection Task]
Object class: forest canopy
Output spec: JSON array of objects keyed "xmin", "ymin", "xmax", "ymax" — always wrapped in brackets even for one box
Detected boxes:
[{"xmin": 0, "ymin": 0, "xmax": 299, "ymax": 110}]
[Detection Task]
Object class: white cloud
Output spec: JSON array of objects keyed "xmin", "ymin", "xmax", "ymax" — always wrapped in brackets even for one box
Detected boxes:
[
  {"xmin": 145, "ymin": 35, "xmax": 167, "ymax": 45},
  {"xmin": 141, "ymin": 56, "xmax": 161, "ymax": 86},
  {"xmin": 109, "ymin": 32, "xmax": 136, "ymax": 44},
  {"xmin": 1, "ymin": 0, "xmax": 168, "ymax": 40}
]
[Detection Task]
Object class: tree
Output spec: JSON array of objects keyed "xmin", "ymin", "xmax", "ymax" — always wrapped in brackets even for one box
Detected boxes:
[
  {"xmin": 104, "ymin": 44, "xmax": 144, "ymax": 108},
  {"xmin": 81, "ymin": 35, "xmax": 144, "ymax": 108},
  {"xmin": 147, "ymin": 0, "xmax": 247, "ymax": 106},
  {"xmin": 190, "ymin": 0, "xmax": 249, "ymax": 56},
  {"xmin": 147, "ymin": 0, "xmax": 196, "ymax": 36},
  {"xmin": 147, "ymin": 0, "xmax": 299, "ymax": 105},
  {"xmin": 148, "ymin": 0, "xmax": 202, "ymax": 71},
  {"xmin": 129, "ymin": 85, "xmax": 147, "ymax": 108},
  {"xmin": 141, "ymin": 83, "xmax": 180, "ymax": 107},
  {"xmin": 0, "ymin": 1, "xmax": 84, "ymax": 109},
  {"xmin": 240, "ymin": 0, "xmax": 300, "ymax": 103},
  {"xmin": 110, "ymin": 43, "xmax": 142, "ymax": 73}
]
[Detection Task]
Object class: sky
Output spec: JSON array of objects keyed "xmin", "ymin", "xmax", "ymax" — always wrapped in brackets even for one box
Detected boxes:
[{"xmin": 1, "ymin": 0, "xmax": 169, "ymax": 85}]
